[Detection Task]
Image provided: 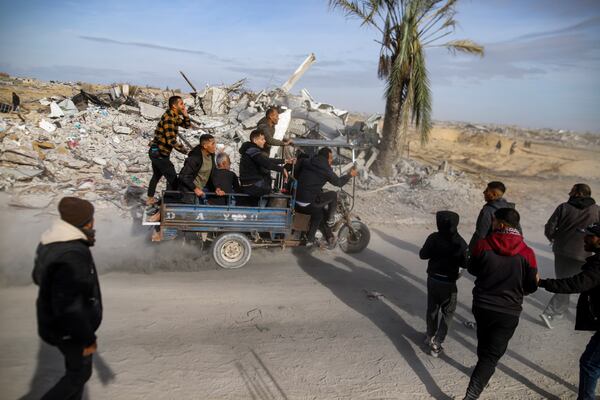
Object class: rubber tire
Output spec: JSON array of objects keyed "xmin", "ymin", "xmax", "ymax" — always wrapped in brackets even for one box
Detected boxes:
[
  {"xmin": 212, "ymin": 233, "xmax": 252, "ymax": 269},
  {"xmin": 338, "ymin": 221, "xmax": 370, "ymax": 253}
]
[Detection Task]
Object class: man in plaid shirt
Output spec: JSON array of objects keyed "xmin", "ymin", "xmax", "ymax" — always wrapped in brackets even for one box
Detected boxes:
[{"xmin": 147, "ymin": 96, "xmax": 190, "ymax": 205}]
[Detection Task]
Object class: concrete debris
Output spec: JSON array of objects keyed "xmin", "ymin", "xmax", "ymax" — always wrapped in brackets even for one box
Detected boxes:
[
  {"xmin": 202, "ymin": 87, "xmax": 228, "ymax": 116},
  {"xmin": 139, "ymin": 102, "xmax": 164, "ymax": 120},
  {"xmin": 118, "ymin": 104, "xmax": 140, "ymax": 115},
  {"xmin": 113, "ymin": 125, "xmax": 132, "ymax": 135},
  {"xmin": 0, "ymin": 69, "xmax": 512, "ymax": 216},
  {"xmin": 48, "ymin": 101, "xmax": 64, "ymax": 118},
  {"xmin": 9, "ymin": 194, "xmax": 54, "ymax": 209},
  {"xmin": 58, "ymin": 99, "xmax": 78, "ymax": 116},
  {"xmin": 281, "ymin": 53, "xmax": 316, "ymax": 92}
]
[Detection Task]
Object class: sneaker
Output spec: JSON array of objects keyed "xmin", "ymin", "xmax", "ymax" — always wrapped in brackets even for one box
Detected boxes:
[
  {"xmin": 430, "ymin": 342, "xmax": 443, "ymax": 358},
  {"xmin": 424, "ymin": 335, "xmax": 434, "ymax": 346},
  {"xmin": 147, "ymin": 212, "xmax": 161, "ymax": 222},
  {"xmin": 151, "ymin": 229, "xmax": 162, "ymax": 242},
  {"xmin": 540, "ymin": 313, "xmax": 554, "ymax": 329},
  {"xmin": 463, "ymin": 320, "xmax": 476, "ymax": 330},
  {"xmin": 326, "ymin": 236, "xmax": 337, "ymax": 250}
]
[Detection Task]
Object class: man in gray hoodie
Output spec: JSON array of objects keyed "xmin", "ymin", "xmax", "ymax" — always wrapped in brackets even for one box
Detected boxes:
[{"xmin": 541, "ymin": 183, "xmax": 600, "ymax": 329}]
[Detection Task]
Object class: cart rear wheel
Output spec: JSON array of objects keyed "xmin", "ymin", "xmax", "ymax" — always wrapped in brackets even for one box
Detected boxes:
[
  {"xmin": 338, "ymin": 221, "xmax": 370, "ymax": 253},
  {"xmin": 212, "ymin": 233, "xmax": 252, "ymax": 269}
]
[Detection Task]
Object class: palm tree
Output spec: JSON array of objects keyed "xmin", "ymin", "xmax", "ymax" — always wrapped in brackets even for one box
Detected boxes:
[{"xmin": 329, "ymin": 0, "xmax": 484, "ymax": 177}]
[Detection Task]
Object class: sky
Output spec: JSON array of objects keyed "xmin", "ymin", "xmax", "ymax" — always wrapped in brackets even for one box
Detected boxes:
[{"xmin": 0, "ymin": 0, "xmax": 599, "ymax": 133}]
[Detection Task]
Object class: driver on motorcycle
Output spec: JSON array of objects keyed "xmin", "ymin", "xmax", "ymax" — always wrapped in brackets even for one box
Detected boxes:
[{"xmin": 295, "ymin": 147, "xmax": 358, "ymax": 248}]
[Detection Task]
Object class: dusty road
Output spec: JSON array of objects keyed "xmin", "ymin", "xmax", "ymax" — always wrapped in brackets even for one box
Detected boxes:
[{"xmin": 0, "ymin": 218, "xmax": 590, "ymax": 399}]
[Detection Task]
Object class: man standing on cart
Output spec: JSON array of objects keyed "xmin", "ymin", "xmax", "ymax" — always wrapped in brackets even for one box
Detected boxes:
[{"xmin": 146, "ymin": 96, "xmax": 190, "ymax": 206}]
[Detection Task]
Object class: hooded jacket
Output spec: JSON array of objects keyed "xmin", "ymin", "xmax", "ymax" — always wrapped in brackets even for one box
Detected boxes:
[
  {"xmin": 295, "ymin": 155, "xmax": 352, "ymax": 204},
  {"xmin": 539, "ymin": 252, "xmax": 600, "ymax": 331},
  {"xmin": 178, "ymin": 145, "xmax": 216, "ymax": 192},
  {"xmin": 419, "ymin": 211, "xmax": 469, "ymax": 282},
  {"xmin": 469, "ymin": 198, "xmax": 521, "ymax": 250},
  {"xmin": 468, "ymin": 228, "xmax": 538, "ymax": 315},
  {"xmin": 238, "ymin": 141, "xmax": 284, "ymax": 185},
  {"xmin": 545, "ymin": 197, "xmax": 600, "ymax": 261},
  {"xmin": 32, "ymin": 219, "xmax": 102, "ymax": 347}
]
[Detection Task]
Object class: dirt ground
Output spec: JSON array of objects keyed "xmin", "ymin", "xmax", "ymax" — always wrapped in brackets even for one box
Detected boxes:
[
  {"xmin": 1, "ymin": 84, "xmax": 599, "ymax": 398},
  {"xmin": 0, "ymin": 198, "xmax": 594, "ymax": 399}
]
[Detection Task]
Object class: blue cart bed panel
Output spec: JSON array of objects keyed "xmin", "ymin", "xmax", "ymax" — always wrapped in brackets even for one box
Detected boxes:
[{"xmin": 161, "ymin": 204, "xmax": 292, "ymax": 233}]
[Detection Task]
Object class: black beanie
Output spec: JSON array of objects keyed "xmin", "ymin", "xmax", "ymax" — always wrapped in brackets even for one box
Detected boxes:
[{"xmin": 58, "ymin": 197, "xmax": 95, "ymax": 227}]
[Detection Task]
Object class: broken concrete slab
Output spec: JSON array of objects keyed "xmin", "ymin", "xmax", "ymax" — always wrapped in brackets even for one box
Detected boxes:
[
  {"xmin": 58, "ymin": 99, "xmax": 78, "ymax": 116},
  {"xmin": 118, "ymin": 104, "xmax": 140, "ymax": 115},
  {"xmin": 241, "ymin": 112, "xmax": 264, "ymax": 129},
  {"xmin": 48, "ymin": 102, "xmax": 64, "ymax": 118},
  {"xmin": 113, "ymin": 125, "xmax": 132, "ymax": 135},
  {"xmin": 0, "ymin": 166, "xmax": 44, "ymax": 181},
  {"xmin": 9, "ymin": 194, "xmax": 54, "ymax": 209},
  {"xmin": 202, "ymin": 87, "xmax": 228, "ymax": 116},
  {"xmin": 139, "ymin": 102, "xmax": 164, "ymax": 120},
  {"xmin": 281, "ymin": 53, "xmax": 316, "ymax": 92},
  {"xmin": 92, "ymin": 157, "xmax": 108, "ymax": 166},
  {"xmin": 269, "ymin": 109, "xmax": 292, "ymax": 158}
]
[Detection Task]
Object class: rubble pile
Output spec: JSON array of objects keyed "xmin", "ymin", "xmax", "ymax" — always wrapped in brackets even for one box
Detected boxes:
[
  {"xmin": 0, "ymin": 69, "xmax": 479, "ymax": 224},
  {"xmin": 0, "ymin": 73, "xmax": 387, "ymax": 213},
  {"xmin": 355, "ymin": 158, "xmax": 481, "ymax": 226}
]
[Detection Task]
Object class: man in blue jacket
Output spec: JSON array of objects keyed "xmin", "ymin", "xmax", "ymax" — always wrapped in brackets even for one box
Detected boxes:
[{"xmin": 32, "ymin": 197, "xmax": 102, "ymax": 400}]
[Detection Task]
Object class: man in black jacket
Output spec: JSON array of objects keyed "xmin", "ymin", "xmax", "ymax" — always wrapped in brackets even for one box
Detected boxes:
[
  {"xmin": 295, "ymin": 147, "xmax": 357, "ymax": 247},
  {"xmin": 210, "ymin": 152, "xmax": 240, "ymax": 206},
  {"xmin": 178, "ymin": 134, "xmax": 219, "ymax": 199},
  {"xmin": 463, "ymin": 208, "xmax": 538, "ymax": 400},
  {"xmin": 469, "ymin": 181, "xmax": 521, "ymax": 250},
  {"xmin": 32, "ymin": 197, "xmax": 102, "ymax": 400},
  {"xmin": 538, "ymin": 222, "xmax": 600, "ymax": 400},
  {"xmin": 541, "ymin": 184, "xmax": 600, "ymax": 329},
  {"xmin": 239, "ymin": 129, "xmax": 289, "ymax": 205},
  {"xmin": 419, "ymin": 211, "xmax": 469, "ymax": 357}
]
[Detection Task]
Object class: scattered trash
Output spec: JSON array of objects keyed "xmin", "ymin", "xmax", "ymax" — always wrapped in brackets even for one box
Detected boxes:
[
  {"xmin": 39, "ymin": 119, "xmax": 57, "ymax": 133},
  {"xmin": 363, "ymin": 289, "xmax": 385, "ymax": 300}
]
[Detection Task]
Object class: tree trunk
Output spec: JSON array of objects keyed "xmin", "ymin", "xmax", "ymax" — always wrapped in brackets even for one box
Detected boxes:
[{"xmin": 372, "ymin": 84, "xmax": 404, "ymax": 177}]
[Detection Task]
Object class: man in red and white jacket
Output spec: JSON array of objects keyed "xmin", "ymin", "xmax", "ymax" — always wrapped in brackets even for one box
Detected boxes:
[{"xmin": 463, "ymin": 207, "xmax": 538, "ymax": 400}]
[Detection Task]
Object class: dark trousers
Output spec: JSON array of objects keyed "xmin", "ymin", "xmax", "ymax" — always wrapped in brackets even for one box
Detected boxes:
[
  {"xmin": 465, "ymin": 307, "xmax": 519, "ymax": 399},
  {"xmin": 426, "ymin": 277, "xmax": 457, "ymax": 344},
  {"xmin": 147, "ymin": 152, "xmax": 178, "ymax": 197},
  {"xmin": 240, "ymin": 181, "xmax": 271, "ymax": 206},
  {"xmin": 579, "ymin": 331, "xmax": 600, "ymax": 400},
  {"xmin": 296, "ymin": 191, "xmax": 337, "ymax": 241},
  {"xmin": 41, "ymin": 343, "xmax": 93, "ymax": 400}
]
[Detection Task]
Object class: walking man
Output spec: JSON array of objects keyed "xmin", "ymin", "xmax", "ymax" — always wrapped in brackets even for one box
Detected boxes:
[
  {"xmin": 32, "ymin": 197, "xmax": 102, "ymax": 400},
  {"xmin": 469, "ymin": 181, "xmax": 520, "ymax": 250},
  {"xmin": 541, "ymin": 183, "xmax": 600, "ymax": 328},
  {"xmin": 538, "ymin": 222, "xmax": 600, "ymax": 399},
  {"xmin": 463, "ymin": 208, "xmax": 538, "ymax": 400}
]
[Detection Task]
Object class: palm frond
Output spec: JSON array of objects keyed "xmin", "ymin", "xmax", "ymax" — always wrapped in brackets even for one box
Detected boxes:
[
  {"xmin": 410, "ymin": 44, "xmax": 432, "ymax": 143},
  {"xmin": 328, "ymin": 0, "xmax": 378, "ymax": 27},
  {"xmin": 443, "ymin": 39, "xmax": 485, "ymax": 56}
]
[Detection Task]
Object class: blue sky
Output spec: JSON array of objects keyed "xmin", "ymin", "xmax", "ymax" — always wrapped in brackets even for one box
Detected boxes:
[{"xmin": 0, "ymin": 0, "xmax": 599, "ymax": 132}]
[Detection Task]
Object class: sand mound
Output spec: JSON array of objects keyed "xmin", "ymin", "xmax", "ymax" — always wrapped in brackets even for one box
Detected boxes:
[{"xmin": 559, "ymin": 159, "xmax": 600, "ymax": 179}]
